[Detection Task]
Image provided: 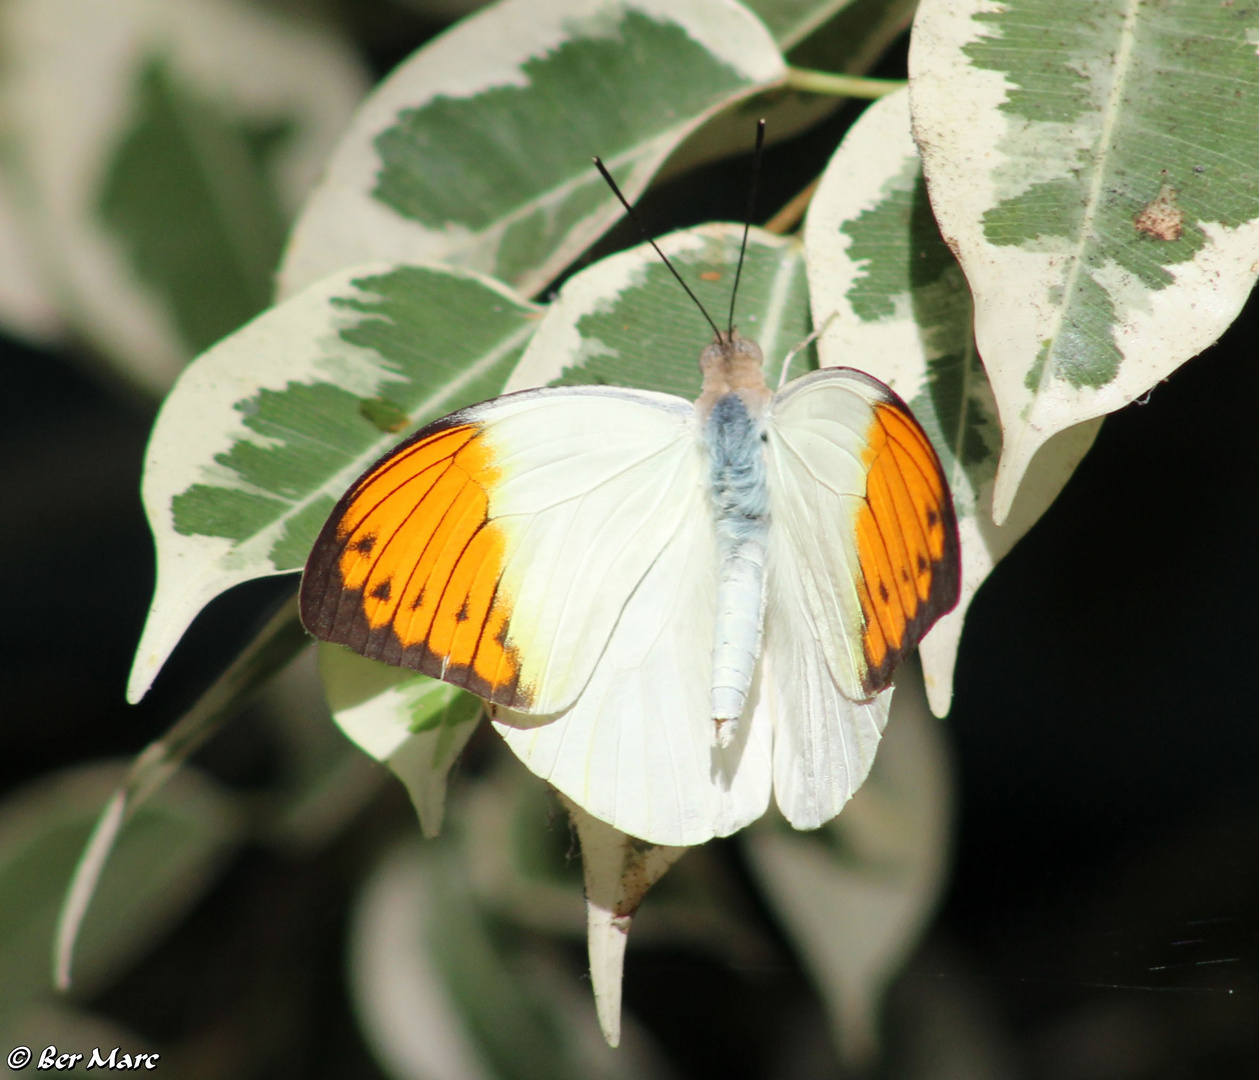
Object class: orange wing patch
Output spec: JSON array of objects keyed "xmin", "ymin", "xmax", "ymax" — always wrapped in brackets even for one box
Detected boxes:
[
  {"xmin": 300, "ymin": 419, "xmax": 527, "ymax": 707},
  {"xmin": 854, "ymin": 399, "xmax": 959, "ymax": 695}
]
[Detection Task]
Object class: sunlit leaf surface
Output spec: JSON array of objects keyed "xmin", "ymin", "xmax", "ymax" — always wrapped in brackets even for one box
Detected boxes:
[
  {"xmin": 911, "ymin": 0, "xmax": 1259, "ymax": 520},
  {"xmin": 278, "ymin": 0, "xmax": 786, "ymax": 300}
]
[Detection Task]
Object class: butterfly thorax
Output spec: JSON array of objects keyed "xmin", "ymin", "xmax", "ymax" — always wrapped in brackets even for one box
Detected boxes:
[{"xmin": 700, "ymin": 331, "xmax": 771, "ymax": 742}]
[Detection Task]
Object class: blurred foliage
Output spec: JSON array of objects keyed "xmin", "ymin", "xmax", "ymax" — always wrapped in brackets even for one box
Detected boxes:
[{"xmin": 3, "ymin": 0, "xmax": 1259, "ymax": 1078}]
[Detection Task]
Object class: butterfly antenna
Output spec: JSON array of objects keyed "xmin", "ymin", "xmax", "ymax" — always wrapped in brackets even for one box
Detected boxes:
[
  {"xmin": 593, "ymin": 156, "xmax": 724, "ymax": 342},
  {"xmin": 727, "ymin": 118, "xmax": 765, "ymax": 336}
]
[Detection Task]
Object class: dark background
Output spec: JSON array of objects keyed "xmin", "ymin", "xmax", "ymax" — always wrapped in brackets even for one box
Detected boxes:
[{"xmin": 3, "ymin": 10, "xmax": 1258, "ymax": 1079}]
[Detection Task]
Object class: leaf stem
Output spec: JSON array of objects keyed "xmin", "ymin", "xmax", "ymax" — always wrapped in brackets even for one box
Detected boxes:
[
  {"xmin": 764, "ymin": 178, "xmax": 820, "ymax": 235},
  {"xmin": 54, "ymin": 596, "xmax": 308, "ymax": 990},
  {"xmin": 784, "ymin": 68, "xmax": 905, "ymax": 99}
]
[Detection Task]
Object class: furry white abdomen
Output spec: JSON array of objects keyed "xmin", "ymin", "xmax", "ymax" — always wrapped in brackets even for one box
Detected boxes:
[{"xmin": 705, "ymin": 393, "xmax": 770, "ymax": 741}]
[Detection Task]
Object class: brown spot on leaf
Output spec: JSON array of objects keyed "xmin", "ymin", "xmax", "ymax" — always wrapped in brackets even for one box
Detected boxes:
[
  {"xmin": 699, "ymin": 270, "xmax": 722, "ymax": 282},
  {"xmin": 358, "ymin": 396, "xmax": 410, "ymax": 433},
  {"xmin": 1134, "ymin": 184, "xmax": 1183, "ymax": 242}
]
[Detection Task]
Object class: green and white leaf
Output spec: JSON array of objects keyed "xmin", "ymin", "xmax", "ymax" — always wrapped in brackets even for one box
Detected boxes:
[
  {"xmin": 0, "ymin": 0, "xmax": 367, "ymax": 394},
  {"xmin": 0, "ymin": 762, "xmax": 241, "ymax": 1013},
  {"xmin": 506, "ymin": 223, "xmax": 816, "ymax": 394},
  {"xmin": 350, "ymin": 837, "xmax": 664, "ymax": 1080},
  {"xmin": 560, "ymin": 797, "xmax": 687, "ymax": 1049},
  {"xmin": 57, "ymin": 600, "xmax": 308, "ymax": 988},
  {"xmin": 349, "ymin": 839, "xmax": 499, "ymax": 1080},
  {"xmin": 743, "ymin": 659, "xmax": 951, "ymax": 1068},
  {"xmin": 129, "ymin": 262, "xmax": 540, "ymax": 702},
  {"xmin": 318, "ymin": 645, "xmax": 483, "ymax": 839},
  {"xmin": 741, "ymin": 0, "xmax": 853, "ymax": 48},
  {"xmin": 910, "ymin": 0, "xmax": 1259, "ymax": 522},
  {"xmin": 805, "ymin": 88, "xmax": 1097, "ymax": 716},
  {"xmin": 277, "ymin": 0, "xmax": 786, "ymax": 301}
]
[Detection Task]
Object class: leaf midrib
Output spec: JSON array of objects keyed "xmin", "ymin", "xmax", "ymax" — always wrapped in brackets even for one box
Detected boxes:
[{"xmin": 1032, "ymin": 0, "xmax": 1142, "ymax": 404}]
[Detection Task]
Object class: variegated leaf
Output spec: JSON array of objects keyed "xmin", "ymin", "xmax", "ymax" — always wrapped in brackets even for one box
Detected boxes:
[
  {"xmin": 129, "ymin": 263, "xmax": 540, "ymax": 702},
  {"xmin": 57, "ymin": 600, "xmax": 309, "ymax": 988},
  {"xmin": 911, "ymin": 0, "xmax": 1259, "ymax": 521},
  {"xmin": 1, "ymin": 762, "xmax": 241, "ymax": 1009},
  {"xmin": 743, "ymin": 0, "xmax": 853, "ymax": 48},
  {"xmin": 560, "ymin": 798, "xmax": 687, "ymax": 1049},
  {"xmin": 277, "ymin": 0, "xmax": 786, "ymax": 301},
  {"xmin": 805, "ymin": 88, "xmax": 1098, "ymax": 716},
  {"xmin": 0, "ymin": 0, "xmax": 367, "ymax": 394},
  {"xmin": 504, "ymin": 223, "xmax": 816, "ymax": 394},
  {"xmin": 458, "ymin": 753, "xmax": 777, "ymax": 966},
  {"xmin": 350, "ymin": 837, "xmax": 664, "ymax": 1080},
  {"xmin": 318, "ymin": 644, "xmax": 483, "ymax": 839}
]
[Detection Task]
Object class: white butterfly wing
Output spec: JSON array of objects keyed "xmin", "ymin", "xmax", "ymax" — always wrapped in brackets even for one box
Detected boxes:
[
  {"xmin": 301, "ymin": 386, "xmax": 703, "ymax": 715},
  {"xmin": 765, "ymin": 367, "xmax": 959, "ymax": 701},
  {"xmin": 760, "ymin": 541, "xmax": 891, "ymax": 829},
  {"xmin": 494, "ymin": 503, "xmax": 774, "ymax": 847},
  {"xmin": 763, "ymin": 367, "xmax": 958, "ymax": 828}
]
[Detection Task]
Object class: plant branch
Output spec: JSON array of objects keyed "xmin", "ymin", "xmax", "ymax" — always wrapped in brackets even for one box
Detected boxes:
[{"xmin": 784, "ymin": 69, "xmax": 906, "ymax": 99}]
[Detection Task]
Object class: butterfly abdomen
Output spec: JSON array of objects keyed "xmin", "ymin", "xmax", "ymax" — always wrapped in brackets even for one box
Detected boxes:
[{"xmin": 706, "ymin": 392, "xmax": 769, "ymax": 736}]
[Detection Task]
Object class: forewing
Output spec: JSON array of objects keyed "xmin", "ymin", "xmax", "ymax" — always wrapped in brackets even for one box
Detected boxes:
[
  {"xmin": 301, "ymin": 386, "xmax": 701, "ymax": 714},
  {"xmin": 494, "ymin": 509, "xmax": 773, "ymax": 847},
  {"xmin": 766, "ymin": 367, "xmax": 959, "ymax": 699}
]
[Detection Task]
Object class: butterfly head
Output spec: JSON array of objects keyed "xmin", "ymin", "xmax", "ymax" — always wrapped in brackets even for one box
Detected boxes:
[{"xmin": 697, "ymin": 330, "xmax": 769, "ymax": 415}]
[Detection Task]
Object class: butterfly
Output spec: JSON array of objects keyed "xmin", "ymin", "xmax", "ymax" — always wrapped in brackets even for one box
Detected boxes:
[
  {"xmin": 300, "ymin": 148, "xmax": 960, "ymax": 847},
  {"xmin": 300, "ymin": 323, "xmax": 959, "ymax": 845}
]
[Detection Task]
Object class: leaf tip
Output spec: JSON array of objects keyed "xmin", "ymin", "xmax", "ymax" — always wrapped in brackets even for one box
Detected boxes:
[
  {"xmin": 125, "ymin": 653, "xmax": 160, "ymax": 705},
  {"xmin": 918, "ymin": 622, "xmax": 959, "ymax": 719},
  {"xmin": 588, "ymin": 905, "xmax": 628, "ymax": 1048},
  {"xmin": 921, "ymin": 665, "xmax": 954, "ymax": 720},
  {"xmin": 126, "ymin": 615, "xmax": 184, "ymax": 703},
  {"xmin": 54, "ymin": 789, "xmax": 129, "ymax": 991}
]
